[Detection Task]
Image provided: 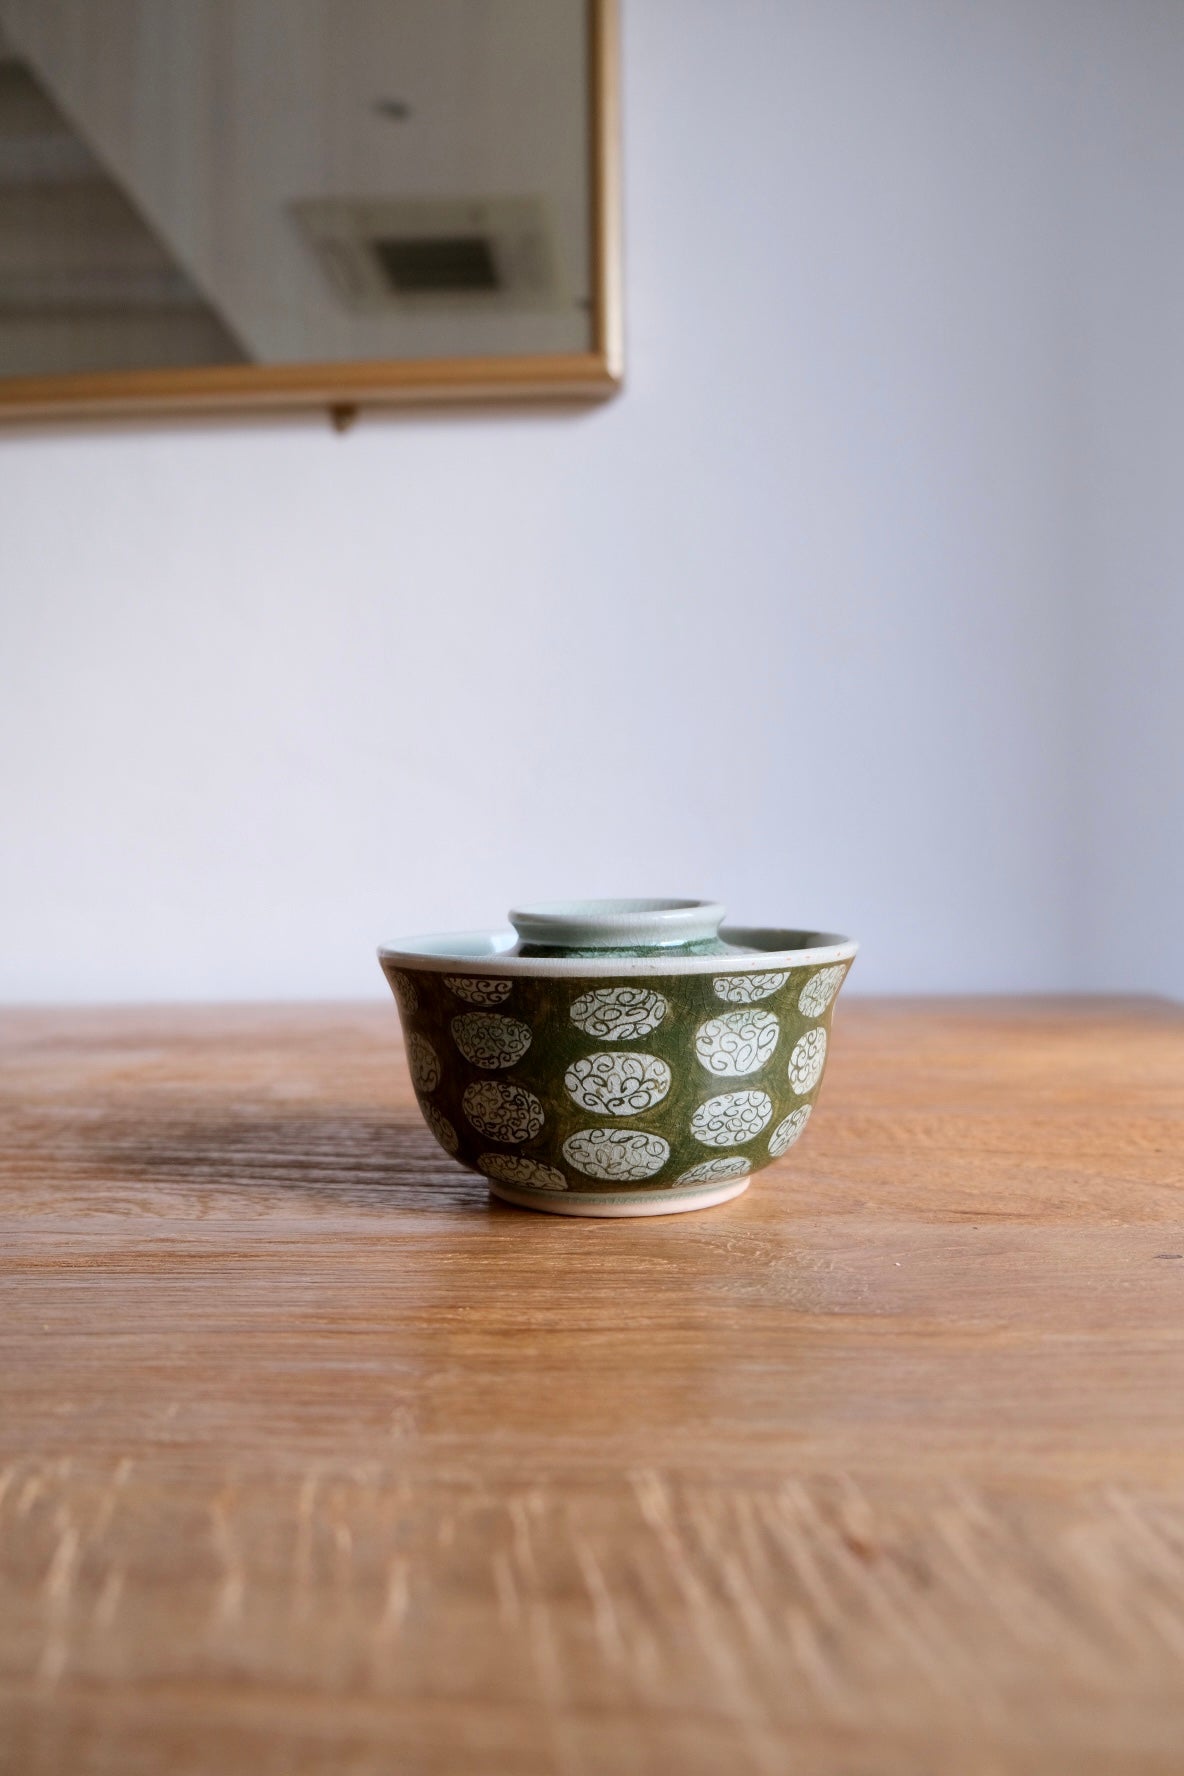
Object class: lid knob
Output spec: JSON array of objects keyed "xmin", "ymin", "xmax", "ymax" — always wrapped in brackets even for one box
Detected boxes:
[{"xmin": 508, "ymin": 898, "xmax": 726, "ymax": 953}]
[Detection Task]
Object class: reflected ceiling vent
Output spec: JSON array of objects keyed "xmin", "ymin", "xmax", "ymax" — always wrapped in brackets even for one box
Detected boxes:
[{"xmin": 291, "ymin": 196, "xmax": 564, "ymax": 312}]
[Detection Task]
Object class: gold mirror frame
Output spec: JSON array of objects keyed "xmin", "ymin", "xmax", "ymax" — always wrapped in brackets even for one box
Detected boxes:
[{"xmin": 0, "ymin": 0, "xmax": 621, "ymax": 423}]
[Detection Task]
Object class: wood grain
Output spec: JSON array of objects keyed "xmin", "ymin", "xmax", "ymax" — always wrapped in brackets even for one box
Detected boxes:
[{"xmin": 1, "ymin": 997, "xmax": 1182, "ymax": 1774}]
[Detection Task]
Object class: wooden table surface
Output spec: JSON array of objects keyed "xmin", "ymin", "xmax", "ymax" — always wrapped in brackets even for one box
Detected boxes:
[{"xmin": 2, "ymin": 997, "xmax": 1183, "ymax": 1775}]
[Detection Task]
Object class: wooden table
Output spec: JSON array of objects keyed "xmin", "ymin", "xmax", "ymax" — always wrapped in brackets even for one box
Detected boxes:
[{"xmin": 2, "ymin": 998, "xmax": 1182, "ymax": 1775}]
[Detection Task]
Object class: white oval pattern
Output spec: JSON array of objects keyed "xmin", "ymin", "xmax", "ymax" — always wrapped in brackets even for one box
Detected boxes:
[
  {"xmin": 713, "ymin": 971, "xmax": 789, "ymax": 1004},
  {"xmin": 407, "ymin": 1033, "xmax": 441, "ymax": 1095},
  {"xmin": 562, "ymin": 1128, "xmax": 670, "ymax": 1181},
  {"xmin": 479, "ymin": 1153, "xmax": 568, "ymax": 1192},
  {"xmin": 444, "ymin": 975, "xmax": 513, "ymax": 1007},
  {"xmin": 690, "ymin": 1090, "xmax": 773, "ymax": 1147},
  {"xmin": 769, "ymin": 1105, "xmax": 812, "ymax": 1158},
  {"xmin": 798, "ymin": 965, "xmax": 846, "ymax": 1019},
  {"xmin": 451, "ymin": 1012, "xmax": 532, "ymax": 1070},
  {"xmin": 388, "ymin": 969, "xmax": 418, "ymax": 1016},
  {"xmin": 676, "ymin": 1155, "xmax": 753, "ymax": 1186},
  {"xmin": 420, "ymin": 1100, "xmax": 459, "ymax": 1155},
  {"xmin": 569, "ymin": 986, "xmax": 668, "ymax": 1041},
  {"xmin": 788, "ymin": 1027, "xmax": 827, "ymax": 1094},
  {"xmin": 462, "ymin": 1080, "xmax": 544, "ymax": 1143},
  {"xmin": 695, "ymin": 1009, "xmax": 780, "ymax": 1077},
  {"xmin": 564, "ymin": 1052, "xmax": 671, "ymax": 1116}
]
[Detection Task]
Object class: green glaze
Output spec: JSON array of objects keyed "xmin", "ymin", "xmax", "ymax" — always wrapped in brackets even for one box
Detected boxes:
[
  {"xmin": 381, "ymin": 958, "xmax": 850, "ymax": 1208},
  {"xmin": 517, "ymin": 938, "xmax": 732, "ymax": 958}
]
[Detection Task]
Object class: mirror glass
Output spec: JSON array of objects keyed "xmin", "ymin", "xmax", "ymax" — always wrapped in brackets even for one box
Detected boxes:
[{"xmin": 0, "ymin": 0, "xmax": 595, "ymax": 380}]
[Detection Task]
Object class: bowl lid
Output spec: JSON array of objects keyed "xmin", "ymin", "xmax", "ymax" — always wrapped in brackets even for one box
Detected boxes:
[
  {"xmin": 379, "ymin": 898, "xmax": 857, "ymax": 977},
  {"xmin": 508, "ymin": 897, "xmax": 728, "ymax": 953}
]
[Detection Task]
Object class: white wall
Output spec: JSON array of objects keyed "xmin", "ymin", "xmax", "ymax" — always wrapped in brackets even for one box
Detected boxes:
[
  {"xmin": 1067, "ymin": 2, "xmax": 1184, "ymax": 997},
  {"xmin": 2, "ymin": 0, "xmax": 1181, "ymax": 1004}
]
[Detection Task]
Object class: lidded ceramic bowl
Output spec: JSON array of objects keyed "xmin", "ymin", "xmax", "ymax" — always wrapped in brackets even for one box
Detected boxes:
[{"xmin": 378, "ymin": 899, "xmax": 857, "ymax": 1218}]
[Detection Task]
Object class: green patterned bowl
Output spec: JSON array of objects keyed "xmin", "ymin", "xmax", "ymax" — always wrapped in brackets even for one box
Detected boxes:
[{"xmin": 378, "ymin": 899, "xmax": 857, "ymax": 1218}]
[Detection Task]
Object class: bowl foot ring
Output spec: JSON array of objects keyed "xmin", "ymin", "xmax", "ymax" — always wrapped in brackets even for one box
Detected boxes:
[{"xmin": 487, "ymin": 1176, "xmax": 751, "ymax": 1218}]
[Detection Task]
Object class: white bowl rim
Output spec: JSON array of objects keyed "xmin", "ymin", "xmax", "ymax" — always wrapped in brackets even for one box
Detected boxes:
[{"xmin": 377, "ymin": 926, "xmax": 858, "ymax": 978}]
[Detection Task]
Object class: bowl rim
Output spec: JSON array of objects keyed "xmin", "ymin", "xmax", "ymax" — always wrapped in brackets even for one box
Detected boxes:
[{"xmin": 377, "ymin": 925, "xmax": 858, "ymax": 978}]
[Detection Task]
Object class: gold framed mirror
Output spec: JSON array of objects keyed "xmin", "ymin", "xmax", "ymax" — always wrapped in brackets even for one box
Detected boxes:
[{"xmin": 0, "ymin": 0, "xmax": 620, "ymax": 421}]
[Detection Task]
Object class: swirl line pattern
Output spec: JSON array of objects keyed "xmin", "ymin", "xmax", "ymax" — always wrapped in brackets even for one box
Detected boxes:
[
  {"xmin": 462, "ymin": 1080, "xmax": 544, "ymax": 1143},
  {"xmin": 676, "ymin": 1156, "xmax": 753, "ymax": 1186},
  {"xmin": 695, "ymin": 1009, "xmax": 780, "ymax": 1077},
  {"xmin": 564, "ymin": 1052, "xmax": 671, "ymax": 1116},
  {"xmin": 788, "ymin": 1028, "xmax": 827, "ymax": 1095},
  {"xmin": 451, "ymin": 1012, "xmax": 532, "ymax": 1070},
  {"xmin": 420, "ymin": 1100, "xmax": 459, "ymax": 1155},
  {"xmin": 769, "ymin": 1105, "xmax": 811, "ymax": 1157},
  {"xmin": 562, "ymin": 1128, "xmax": 670, "ymax": 1181},
  {"xmin": 479, "ymin": 1154, "xmax": 568, "ymax": 1192},
  {"xmin": 798, "ymin": 965, "xmax": 847, "ymax": 1018},
  {"xmin": 569, "ymin": 986, "xmax": 668, "ymax": 1041},
  {"xmin": 407, "ymin": 1033, "xmax": 441, "ymax": 1095},
  {"xmin": 388, "ymin": 970, "xmax": 418, "ymax": 1016},
  {"xmin": 444, "ymin": 975, "xmax": 513, "ymax": 1006},
  {"xmin": 712, "ymin": 972, "xmax": 788, "ymax": 1004},
  {"xmin": 690, "ymin": 1090, "xmax": 773, "ymax": 1148}
]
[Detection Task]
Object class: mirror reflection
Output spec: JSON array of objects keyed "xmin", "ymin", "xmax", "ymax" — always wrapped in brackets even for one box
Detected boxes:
[{"xmin": 0, "ymin": 0, "xmax": 593, "ymax": 378}]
